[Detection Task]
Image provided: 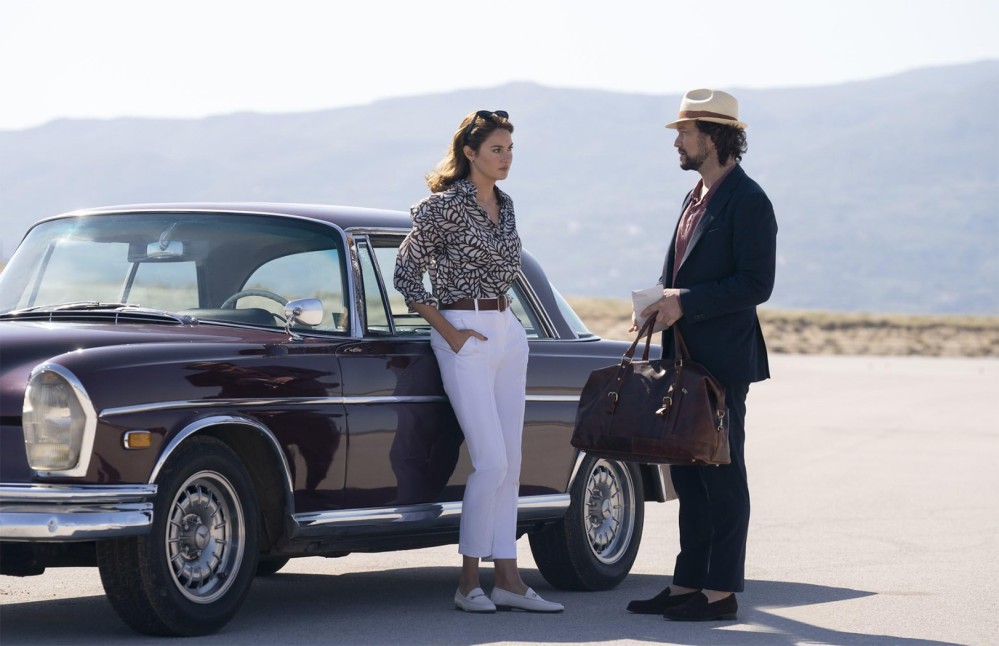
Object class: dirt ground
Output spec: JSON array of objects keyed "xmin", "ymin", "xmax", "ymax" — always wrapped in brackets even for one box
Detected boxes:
[{"xmin": 566, "ymin": 296, "xmax": 999, "ymax": 357}]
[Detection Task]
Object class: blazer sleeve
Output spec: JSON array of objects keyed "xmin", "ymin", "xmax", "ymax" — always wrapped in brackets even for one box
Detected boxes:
[{"xmin": 679, "ymin": 189, "xmax": 778, "ymax": 321}]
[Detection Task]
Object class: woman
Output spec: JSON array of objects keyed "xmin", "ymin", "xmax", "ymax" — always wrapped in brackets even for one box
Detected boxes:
[{"xmin": 393, "ymin": 110, "xmax": 563, "ymax": 614}]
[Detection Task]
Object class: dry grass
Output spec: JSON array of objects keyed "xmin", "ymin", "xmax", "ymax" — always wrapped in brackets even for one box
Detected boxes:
[{"xmin": 566, "ymin": 296, "xmax": 999, "ymax": 357}]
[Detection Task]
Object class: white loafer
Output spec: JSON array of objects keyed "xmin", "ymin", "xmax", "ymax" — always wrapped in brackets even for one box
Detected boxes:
[
  {"xmin": 454, "ymin": 587, "xmax": 497, "ymax": 613},
  {"xmin": 490, "ymin": 586, "xmax": 564, "ymax": 613}
]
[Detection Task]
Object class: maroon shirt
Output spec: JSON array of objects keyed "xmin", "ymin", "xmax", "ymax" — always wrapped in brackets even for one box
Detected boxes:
[{"xmin": 672, "ymin": 164, "xmax": 737, "ymax": 285}]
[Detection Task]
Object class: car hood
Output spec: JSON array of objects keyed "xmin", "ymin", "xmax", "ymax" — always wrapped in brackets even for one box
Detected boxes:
[{"xmin": 0, "ymin": 318, "xmax": 284, "ymax": 411}]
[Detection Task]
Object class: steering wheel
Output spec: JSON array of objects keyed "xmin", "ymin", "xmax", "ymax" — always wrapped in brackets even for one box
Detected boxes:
[{"xmin": 220, "ymin": 289, "xmax": 289, "ymax": 309}]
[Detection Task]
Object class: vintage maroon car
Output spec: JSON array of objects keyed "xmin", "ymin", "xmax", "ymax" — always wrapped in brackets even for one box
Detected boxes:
[{"xmin": 0, "ymin": 204, "xmax": 670, "ymax": 636}]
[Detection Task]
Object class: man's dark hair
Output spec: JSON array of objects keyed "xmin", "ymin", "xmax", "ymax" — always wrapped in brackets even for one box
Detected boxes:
[{"xmin": 695, "ymin": 121, "xmax": 748, "ymax": 165}]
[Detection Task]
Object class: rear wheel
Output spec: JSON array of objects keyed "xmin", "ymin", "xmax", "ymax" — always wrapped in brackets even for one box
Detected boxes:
[
  {"xmin": 529, "ymin": 455, "xmax": 644, "ymax": 590},
  {"xmin": 97, "ymin": 436, "xmax": 259, "ymax": 636}
]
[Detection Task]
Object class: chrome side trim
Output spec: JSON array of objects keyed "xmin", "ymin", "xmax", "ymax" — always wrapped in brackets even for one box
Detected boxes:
[
  {"xmin": 101, "ymin": 395, "xmax": 449, "ymax": 418},
  {"xmin": 292, "ymin": 494, "xmax": 569, "ymax": 532},
  {"xmin": 102, "ymin": 394, "xmax": 574, "ymax": 418},
  {"xmin": 148, "ymin": 415, "xmax": 295, "ymax": 498},
  {"xmin": 0, "ymin": 483, "xmax": 156, "ymax": 541},
  {"xmin": 27, "ymin": 363, "xmax": 98, "ymax": 479},
  {"xmin": 525, "ymin": 394, "xmax": 580, "ymax": 403}
]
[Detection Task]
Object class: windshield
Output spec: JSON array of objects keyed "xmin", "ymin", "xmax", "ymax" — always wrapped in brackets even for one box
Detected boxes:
[{"xmin": 0, "ymin": 212, "xmax": 350, "ymax": 333}]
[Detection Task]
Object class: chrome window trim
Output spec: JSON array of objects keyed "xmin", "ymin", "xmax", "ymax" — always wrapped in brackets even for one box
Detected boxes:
[
  {"xmin": 354, "ymin": 236, "xmax": 396, "ymax": 335},
  {"xmin": 0, "ymin": 483, "xmax": 156, "ymax": 540},
  {"xmin": 512, "ymin": 273, "xmax": 558, "ymax": 339},
  {"xmin": 27, "ymin": 363, "xmax": 98, "ymax": 479},
  {"xmin": 344, "ymin": 232, "xmax": 365, "ymax": 339},
  {"xmin": 343, "ymin": 226, "xmax": 411, "ymax": 236}
]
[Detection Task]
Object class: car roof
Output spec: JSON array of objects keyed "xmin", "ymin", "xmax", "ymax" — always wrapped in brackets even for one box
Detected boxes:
[{"xmin": 58, "ymin": 202, "xmax": 413, "ymax": 231}]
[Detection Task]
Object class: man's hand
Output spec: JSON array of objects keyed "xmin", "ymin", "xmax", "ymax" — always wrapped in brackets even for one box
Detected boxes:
[{"xmin": 640, "ymin": 288, "xmax": 689, "ymax": 329}]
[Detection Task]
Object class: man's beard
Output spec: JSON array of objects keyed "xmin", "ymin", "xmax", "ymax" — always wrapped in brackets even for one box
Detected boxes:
[{"xmin": 679, "ymin": 146, "xmax": 707, "ymax": 171}]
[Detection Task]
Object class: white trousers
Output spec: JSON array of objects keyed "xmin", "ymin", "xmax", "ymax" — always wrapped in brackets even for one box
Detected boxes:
[{"xmin": 430, "ymin": 307, "xmax": 529, "ymax": 559}]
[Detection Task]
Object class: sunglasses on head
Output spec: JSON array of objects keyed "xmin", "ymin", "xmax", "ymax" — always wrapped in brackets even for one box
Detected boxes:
[{"xmin": 463, "ymin": 110, "xmax": 509, "ymax": 144}]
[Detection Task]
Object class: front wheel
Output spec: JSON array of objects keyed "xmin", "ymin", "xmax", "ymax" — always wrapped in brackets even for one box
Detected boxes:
[
  {"xmin": 529, "ymin": 455, "xmax": 644, "ymax": 591},
  {"xmin": 97, "ymin": 436, "xmax": 259, "ymax": 636}
]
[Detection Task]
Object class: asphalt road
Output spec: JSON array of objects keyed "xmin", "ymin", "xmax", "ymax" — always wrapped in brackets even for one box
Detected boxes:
[{"xmin": 2, "ymin": 354, "xmax": 997, "ymax": 645}]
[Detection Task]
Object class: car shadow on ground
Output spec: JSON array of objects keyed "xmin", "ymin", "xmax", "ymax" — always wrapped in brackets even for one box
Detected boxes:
[{"xmin": 0, "ymin": 567, "xmax": 959, "ymax": 645}]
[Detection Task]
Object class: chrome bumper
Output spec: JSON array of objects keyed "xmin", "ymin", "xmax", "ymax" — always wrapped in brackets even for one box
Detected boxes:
[{"xmin": 0, "ymin": 483, "xmax": 157, "ymax": 541}]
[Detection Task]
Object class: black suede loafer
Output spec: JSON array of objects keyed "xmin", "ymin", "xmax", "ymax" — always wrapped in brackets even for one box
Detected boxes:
[
  {"xmin": 626, "ymin": 587, "xmax": 699, "ymax": 614},
  {"xmin": 663, "ymin": 592, "xmax": 738, "ymax": 621}
]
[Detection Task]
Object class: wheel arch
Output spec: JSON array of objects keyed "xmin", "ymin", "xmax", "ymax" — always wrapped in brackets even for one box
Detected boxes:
[
  {"xmin": 149, "ymin": 416, "xmax": 293, "ymax": 552},
  {"xmin": 568, "ymin": 450, "xmax": 672, "ymax": 503}
]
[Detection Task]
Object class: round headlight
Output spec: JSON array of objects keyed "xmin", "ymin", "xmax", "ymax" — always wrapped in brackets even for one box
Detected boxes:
[{"xmin": 23, "ymin": 366, "xmax": 94, "ymax": 474}]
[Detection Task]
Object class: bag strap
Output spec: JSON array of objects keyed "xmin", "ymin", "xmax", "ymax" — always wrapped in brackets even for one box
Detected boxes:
[
  {"xmin": 672, "ymin": 323, "xmax": 692, "ymax": 363},
  {"xmin": 623, "ymin": 314, "xmax": 657, "ymax": 364}
]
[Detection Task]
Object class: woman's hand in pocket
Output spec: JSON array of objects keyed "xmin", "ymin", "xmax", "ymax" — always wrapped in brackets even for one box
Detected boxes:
[{"xmin": 447, "ymin": 328, "xmax": 488, "ymax": 354}]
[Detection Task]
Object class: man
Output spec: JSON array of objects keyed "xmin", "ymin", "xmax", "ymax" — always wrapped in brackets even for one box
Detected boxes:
[{"xmin": 628, "ymin": 89, "xmax": 777, "ymax": 621}]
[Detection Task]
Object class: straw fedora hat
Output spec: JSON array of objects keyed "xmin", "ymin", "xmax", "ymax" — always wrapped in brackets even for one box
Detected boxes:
[{"xmin": 665, "ymin": 88, "xmax": 748, "ymax": 130}]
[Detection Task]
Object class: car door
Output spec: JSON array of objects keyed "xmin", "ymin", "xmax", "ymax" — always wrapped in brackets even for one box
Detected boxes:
[
  {"xmin": 339, "ymin": 233, "xmax": 582, "ymax": 512},
  {"xmin": 337, "ymin": 235, "xmax": 465, "ymax": 509}
]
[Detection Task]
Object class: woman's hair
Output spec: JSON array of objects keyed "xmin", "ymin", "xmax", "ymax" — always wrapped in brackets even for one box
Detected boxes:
[
  {"xmin": 426, "ymin": 111, "xmax": 514, "ymax": 192},
  {"xmin": 695, "ymin": 121, "xmax": 748, "ymax": 165}
]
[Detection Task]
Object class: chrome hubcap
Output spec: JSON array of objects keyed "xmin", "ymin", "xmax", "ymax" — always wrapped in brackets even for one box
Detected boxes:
[
  {"xmin": 165, "ymin": 471, "xmax": 245, "ymax": 603},
  {"xmin": 584, "ymin": 460, "xmax": 635, "ymax": 565}
]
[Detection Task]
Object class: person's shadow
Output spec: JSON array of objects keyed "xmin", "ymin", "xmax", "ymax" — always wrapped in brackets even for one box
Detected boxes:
[{"xmin": 0, "ymin": 571, "xmax": 962, "ymax": 645}]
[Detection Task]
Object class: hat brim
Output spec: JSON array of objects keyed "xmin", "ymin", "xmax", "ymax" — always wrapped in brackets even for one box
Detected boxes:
[{"xmin": 665, "ymin": 116, "xmax": 748, "ymax": 130}]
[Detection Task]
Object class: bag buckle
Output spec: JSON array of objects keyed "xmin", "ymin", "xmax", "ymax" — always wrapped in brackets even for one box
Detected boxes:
[{"xmin": 655, "ymin": 396, "xmax": 673, "ymax": 417}]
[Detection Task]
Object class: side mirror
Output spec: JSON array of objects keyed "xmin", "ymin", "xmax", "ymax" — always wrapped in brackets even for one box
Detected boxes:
[{"xmin": 283, "ymin": 298, "xmax": 324, "ymax": 340}]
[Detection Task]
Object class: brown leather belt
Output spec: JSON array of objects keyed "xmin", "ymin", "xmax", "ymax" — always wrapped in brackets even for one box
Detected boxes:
[{"xmin": 440, "ymin": 296, "xmax": 510, "ymax": 312}]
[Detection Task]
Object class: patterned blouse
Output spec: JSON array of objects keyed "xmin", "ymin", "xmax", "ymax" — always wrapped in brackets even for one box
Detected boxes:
[{"xmin": 393, "ymin": 179, "xmax": 522, "ymax": 309}]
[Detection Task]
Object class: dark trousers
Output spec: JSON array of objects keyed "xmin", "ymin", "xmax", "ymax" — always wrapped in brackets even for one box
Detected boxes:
[{"xmin": 670, "ymin": 382, "xmax": 750, "ymax": 592}]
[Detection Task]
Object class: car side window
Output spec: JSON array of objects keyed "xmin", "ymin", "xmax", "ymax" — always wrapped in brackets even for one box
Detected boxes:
[
  {"xmin": 368, "ymin": 241, "xmax": 431, "ymax": 335},
  {"xmin": 362, "ymin": 236, "xmax": 548, "ymax": 339},
  {"xmin": 357, "ymin": 243, "xmax": 391, "ymax": 333}
]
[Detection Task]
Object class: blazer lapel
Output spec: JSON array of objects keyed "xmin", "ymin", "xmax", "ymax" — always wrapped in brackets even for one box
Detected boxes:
[
  {"xmin": 676, "ymin": 165, "xmax": 744, "ymax": 271},
  {"xmin": 663, "ymin": 190, "xmax": 694, "ymax": 286}
]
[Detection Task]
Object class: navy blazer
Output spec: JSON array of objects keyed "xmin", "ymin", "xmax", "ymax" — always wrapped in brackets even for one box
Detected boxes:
[{"xmin": 659, "ymin": 164, "xmax": 778, "ymax": 386}]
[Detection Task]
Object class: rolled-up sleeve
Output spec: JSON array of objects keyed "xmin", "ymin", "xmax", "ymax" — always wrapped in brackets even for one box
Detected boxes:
[{"xmin": 393, "ymin": 199, "xmax": 442, "ymax": 309}]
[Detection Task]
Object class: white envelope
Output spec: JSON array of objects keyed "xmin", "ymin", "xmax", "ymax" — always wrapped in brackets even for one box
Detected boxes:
[{"xmin": 632, "ymin": 284, "xmax": 665, "ymax": 331}]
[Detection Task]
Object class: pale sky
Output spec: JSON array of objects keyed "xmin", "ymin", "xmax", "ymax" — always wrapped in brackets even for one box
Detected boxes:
[{"xmin": 1, "ymin": 0, "xmax": 997, "ymax": 131}]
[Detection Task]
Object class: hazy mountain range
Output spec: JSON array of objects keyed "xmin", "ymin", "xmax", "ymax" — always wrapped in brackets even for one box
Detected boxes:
[{"xmin": 1, "ymin": 61, "xmax": 997, "ymax": 314}]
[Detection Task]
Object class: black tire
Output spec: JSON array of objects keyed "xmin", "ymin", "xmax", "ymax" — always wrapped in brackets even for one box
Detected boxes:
[
  {"xmin": 97, "ymin": 436, "xmax": 259, "ymax": 636},
  {"xmin": 529, "ymin": 455, "xmax": 644, "ymax": 591},
  {"xmin": 255, "ymin": 557, "xmax": 290, "ymax": 577}
]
